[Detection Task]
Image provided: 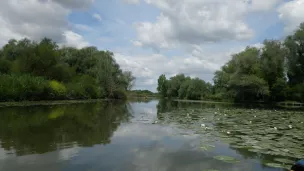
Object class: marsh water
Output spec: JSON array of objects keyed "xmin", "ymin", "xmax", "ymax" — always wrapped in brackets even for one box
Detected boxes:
[{"xmin": 0, "ymin": 100, "xmax": 303, "ymax": 171}]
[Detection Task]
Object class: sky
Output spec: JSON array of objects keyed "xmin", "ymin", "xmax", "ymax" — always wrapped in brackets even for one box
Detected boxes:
[{"xmin": 1, "ymin": 0, "xmax": 304, "ymax": 91}]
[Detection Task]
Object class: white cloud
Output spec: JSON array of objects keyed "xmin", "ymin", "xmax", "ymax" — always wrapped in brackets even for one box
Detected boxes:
[
  {"xmin": 250, "ymin": 0, "xmax": 282, "ymax": 11},
  {"xmin": 122, "ymin": 0, "xmax": 140, "ymax": 4},
  {"xmin": 52, "ymin": 0, "xmax": 94, "ymax": 9},
  {"xmin": 93, "ymin": 13, "xmax": 102, "ymax": 22},
  {"xmin": 278, "ymin": 0, "xmax": 304, "ymax": 33},
  {"xmin": 0, "ymin": 0, "xmax": 92, "ymax": 47},
  {"xmin": 134, "ymin": 0, "xmax": 255, "ymax": 50},
  {"xmin": 114, "ymin": 51, "xmax": 227, "ymax": 90},
  {"xmin": 63, "ymin": 31, "xmax": 90, "ymax": 48},
  {"xmin": 114, "ymin": 40, "xmax": 262, "ymax": 90},
  {"xmin": 132, "ymin": 40, "xmax": 143, "ymax": 47},
  {"xmin": 74, "ymin": 24, "xmax": 94, "ymax": 32}
]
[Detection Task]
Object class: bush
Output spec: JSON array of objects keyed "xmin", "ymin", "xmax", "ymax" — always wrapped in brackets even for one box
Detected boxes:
[
  {"xmin": 48, "ymin": 63, "xmax": 75, "ymax": 82},
  {"xmin": 112, "ymin": 89, "xmax": 127, "ymax": 100},
  {"xmin": 0, "ymin": 59, "xmax": 11, "ymax": 74},
  {"xmin": 49, "ymin": 80, "xmax": 67, "ymax": 99},
  {"xmin": 0, "ymin": 74, "xmax": 49, "ymax": 101},
  {"xmin": 287, "ymin": 84, "xmax": 304, "ymax": 102},
  {"xmin": 66, "ymin": 75, "xmax": 101, "ymax": 99}
]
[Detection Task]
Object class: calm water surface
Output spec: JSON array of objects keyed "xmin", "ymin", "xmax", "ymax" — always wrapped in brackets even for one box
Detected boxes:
[{"xmin": 0, "ymin": 100, "xmax": 303, "ymax": 171}]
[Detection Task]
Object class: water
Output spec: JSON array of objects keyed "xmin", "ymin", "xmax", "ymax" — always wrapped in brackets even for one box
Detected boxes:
[{"xmin": 0, "ymin": 100, "xmax": 303, "ymax": 171}]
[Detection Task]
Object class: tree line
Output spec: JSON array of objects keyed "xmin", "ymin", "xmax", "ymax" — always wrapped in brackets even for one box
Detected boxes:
[
  {"xmin": 157, "ymin": 74, "xmax": 212, "ymax": 100},
  {"xmin": 128, "ymin": 90, "xmax": 157, "ymax": 97},
  {"xmin": 158, "ymin": 23, "xmax": 304, "ymax": 102},
  {"xmin": 0, "ymin": 38, "xmax": 135, "ymax": 102}
]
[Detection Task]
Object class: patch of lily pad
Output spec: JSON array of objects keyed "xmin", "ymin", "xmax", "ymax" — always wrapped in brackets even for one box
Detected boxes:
[
  {"xmin": 273, "ymin": 158, "xmax": 295, "ymax": 165},
  {"xmin": 200, "ymin": 144, "xmax": 215, "ymax": 151},
  {"xmin": 157, "ymin": 104, "xmax": 304, "ymax": 166},
  {"xmin": 264, "ymin": 162, "xmax": 285, "ymax": 169},
  {"xmin": 213, "ymin": 155, "xmax": 240, "ymax": 163}
]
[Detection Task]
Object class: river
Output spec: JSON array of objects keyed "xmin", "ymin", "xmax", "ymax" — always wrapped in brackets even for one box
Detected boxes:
[{"xmin": 0, "ymin": 100, "xmax": 303, "ymax": 171}]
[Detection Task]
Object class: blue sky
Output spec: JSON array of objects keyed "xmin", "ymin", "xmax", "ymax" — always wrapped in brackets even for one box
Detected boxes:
[{"xmin": 1, "ymin": 0, "xmax": 304, "ymax": 91}]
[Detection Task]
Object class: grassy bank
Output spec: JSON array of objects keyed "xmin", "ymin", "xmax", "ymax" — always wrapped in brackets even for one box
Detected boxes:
[
  {"xmin": 0, "ymin": 99, "xmax": 119, "ymax": 108},
  {"xmin": 173, "ymin": 99, "xmax": 234, "ymax": 104}
]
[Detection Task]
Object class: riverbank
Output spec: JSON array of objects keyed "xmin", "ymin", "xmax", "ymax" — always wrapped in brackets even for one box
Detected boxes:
[
  {"xmin": 174, "ymin": 99, "xmax": 304, "ymax": 109},
  {"xmin": 174, "ymin": 99, "xmax": 233, "ymax": 104},
  {"xmin": 0, "ymin": 99, "xmax": 113, "ymax": 108}
]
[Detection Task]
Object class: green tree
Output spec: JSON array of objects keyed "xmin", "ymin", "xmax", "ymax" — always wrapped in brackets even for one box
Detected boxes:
[
  {"xmin": 95, "ymin": 51, "xmax": 130, "ymax": 99},
  {"xmin": 214, "ymin": 47, "xmax": 268, "ymax": 102},
  {"xmin": 178, "ymin": 78, "xmax": 191, "ymax": 99},
  {"xmin": 228, "ymin": 75, "xmax": 269, "ymax": 102},
  {"xmin": 285, "ymin": 23, "xmax": 304, "ymax": 86},
  {"xmin": 157, "ymin": 74, "xmax": 168, "ymax": 97},
  {"xmin": 0, "ymin": 37, "xmax": 134, "ymax": 101},
  {"xmin": 166, "ymin": 74, "xmax": 186, "ymax": 98},
  {"xmin": 260, "ymin": 40, "xmax": 286, "ymax": 100},
  {"xmin": 186, "ymin": 78, "xmax": 207, "ymax": 100}
]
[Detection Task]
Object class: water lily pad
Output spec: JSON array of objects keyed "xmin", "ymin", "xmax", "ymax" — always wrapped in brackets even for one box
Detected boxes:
[
  {"xmin": 248, "ymin": 148, "xmax": 261, "ymax": 153},
  {"xmin": 273, "ymin": 158, "xmax": 295, "ymax": 165},
  {"xmin": 264, "ymin": 163, "xmax": 284, "ymax": 168},
  {"xmin": 213, "ymin": 155, "xmax": 240, "ymax": 163},
  {"xmin": 230, "ymin": 143, "xmax": 252, "ymax": 149},
  {"xmin": 200, "ymin": 144, "xmax": 215, "ymax": 151},
  {"xmin": 203, "ymin": 170, "xmax": 220, "ymax": 171}
]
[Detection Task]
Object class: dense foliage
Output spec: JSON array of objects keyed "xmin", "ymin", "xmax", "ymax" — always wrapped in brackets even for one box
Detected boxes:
[
  {"xmin": 128, "ymin": 90, "xmax": 157, "ymax": 97},
  {"xmin": 0, "ymin": 38, "xmax": 135, "ymax": 101},
  {"xmin": 213, "ymin": 23, "xmax": 304, "ymax": 102},
  {"xmin": 158, "ymin": 23, "xmax": 304, "ymax": 102},
  {"xmin": 157, "ymin": 74, "xmax": 212, "ymax": 100}
]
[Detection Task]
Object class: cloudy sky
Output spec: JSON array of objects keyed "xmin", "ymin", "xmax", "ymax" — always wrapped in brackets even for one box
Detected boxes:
[{"xmin": 1, "ymin": 0, "xmax": 304, "ymax": 91}]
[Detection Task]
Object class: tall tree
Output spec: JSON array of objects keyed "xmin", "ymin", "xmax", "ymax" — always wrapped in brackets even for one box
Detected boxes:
[
  {"xmin": 260, "ymin": 40, "xmax": 286, "ymax": 100},
  {"xmin": 157, "ymin": 74, "xmax": 167, "ymax": 97},
  {"xmin": 285, "ymin": 23, "xmax": 304, "ymax": 86}
]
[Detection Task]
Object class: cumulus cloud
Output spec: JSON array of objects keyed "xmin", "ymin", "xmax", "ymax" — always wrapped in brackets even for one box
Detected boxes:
[
  {"xmin": 114, "ymin": 51, "xmax": 229, "ymax": 90},
  {"xmin": 63, "ymin": 31, "xmax": 90, "ymax": 48},
  {"xmin": 134, "ymin": 0, "xmax": 255, "ymax": 50},
  {"xmin": 134, "ymin": 0, "xmax": 286, "ymax": 50},
  {"xmin": 0, "ymin": 0, "xmax": 93, "ymax": 47},
  {"xmin": 51, "ymin": 0, "xmax": 94, "ymax": 9},
  {"xmin": 250, "ymin": 0, "xmax": 282, "ymax": 11},
  {"xmin": 278, "ymin": 0, "xmax": 304, "ymax": 33}
]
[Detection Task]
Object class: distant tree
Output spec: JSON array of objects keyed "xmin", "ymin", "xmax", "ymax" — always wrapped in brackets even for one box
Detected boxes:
[
  {"xmin": 121, "ymin": 71, "xmax": 136, "ymax": 91},
  {"xmin": 178, "ymin": 78, "xmax": 191, "ymax": 99},
  {"xmin": 157, "ymin": 74, "xmax": 168, "ymax": 97},
  {"xmin": 186, "ymin": 78, "xmax": 207, "ymax": 100}
]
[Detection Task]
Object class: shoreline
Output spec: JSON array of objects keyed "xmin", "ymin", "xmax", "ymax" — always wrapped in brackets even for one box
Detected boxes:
[
  {"xmin": 0, "ymin": 98, "xmax": 302, "ymax": 108},
  {"xmin": 173, "ymin": 99, "xmax": 233, "ymax": 104},
  {"xmin": 0, "ymin": 99, "xmax": 112, "ymax": 108}
]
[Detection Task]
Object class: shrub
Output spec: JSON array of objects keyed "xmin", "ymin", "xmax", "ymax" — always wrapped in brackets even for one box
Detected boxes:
[
  {"xmin": 112, "ymin": 89, "xmax": 127, "ymax": 100},
  {"xmin": 0, "ymin": 74, "xmax": 49, "ymax": 101},
  {"xmin": 66, "ymin": 75, "xmax": 100, "ymax": 99},
  {"xmin": 0, "ymin": 59, "xmax": 11, "ymax": 74},
  {"xmin": 49, "ymin": 80, "xmax": 67, "ymax": 99}
]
